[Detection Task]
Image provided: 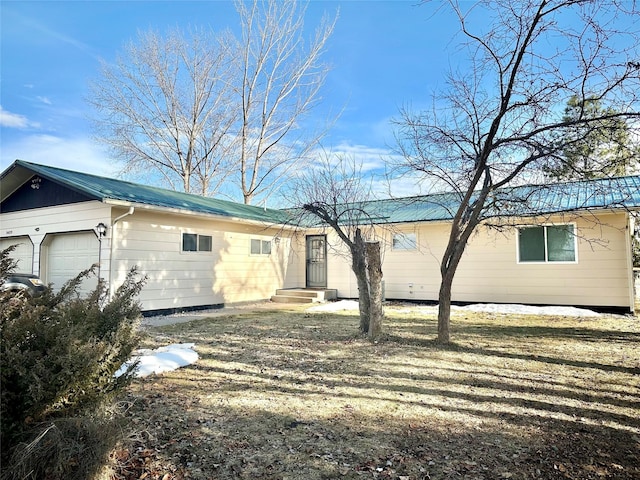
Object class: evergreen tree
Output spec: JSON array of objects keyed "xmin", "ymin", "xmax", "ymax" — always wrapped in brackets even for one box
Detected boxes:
[{"xmin": 546, "ymin": 96, "xmax": 639, "ymax": 180}]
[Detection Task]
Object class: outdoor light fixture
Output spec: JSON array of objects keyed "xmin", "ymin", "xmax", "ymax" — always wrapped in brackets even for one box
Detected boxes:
[{"xmin": 96, "ymin": 222, "xmax": 107, "ymax": 238}]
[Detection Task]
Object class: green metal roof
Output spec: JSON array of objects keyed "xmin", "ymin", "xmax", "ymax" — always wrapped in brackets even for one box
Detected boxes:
[
  {"xmin": 3, "ymin": 160, "xmax": 290, "ymax": 224},
  {"xmin": 296, "ymin": 175, "xmax": 640, "ymax": 226},
  {"xmin": 2, "ymin": 160, "xmax": 638, "ymax": 225}
]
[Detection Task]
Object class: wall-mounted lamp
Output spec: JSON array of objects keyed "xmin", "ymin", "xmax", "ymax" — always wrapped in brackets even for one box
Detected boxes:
[
  {"xmin": 96, "ymin": 222, "xmax": 108, "ymax": 238},
  {"xmin": 273, "ymin": 236, "xmax": 281, "ymax": 245}
]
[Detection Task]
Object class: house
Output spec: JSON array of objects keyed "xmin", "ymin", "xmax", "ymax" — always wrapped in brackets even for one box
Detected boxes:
[{"xmin": 1, "ymin": 159, "xmax": 638, "ymax": 313}]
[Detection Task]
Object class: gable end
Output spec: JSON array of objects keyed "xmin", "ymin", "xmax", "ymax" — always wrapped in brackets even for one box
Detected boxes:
[{"xmin": 0, "ymin": 175, "xmax": 97, "ymax": 213}]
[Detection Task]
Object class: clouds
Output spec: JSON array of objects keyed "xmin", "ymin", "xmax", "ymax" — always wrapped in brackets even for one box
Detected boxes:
[
  {"xmin": 0, "ymin": 106, "xmax": 39, "ymax": 129},
  {"xmin": 0, "ymin": 102, "xmax": 115, "ymax": 176},
  {"xmin": 0, "ymin": 133, "xmax": 116, "ymax": 177}
]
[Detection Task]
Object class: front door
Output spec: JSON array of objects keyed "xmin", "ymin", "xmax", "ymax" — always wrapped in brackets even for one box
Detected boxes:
[{"xmin": 306, "ymin": 235, "xmax": 327, "ymax": 288}]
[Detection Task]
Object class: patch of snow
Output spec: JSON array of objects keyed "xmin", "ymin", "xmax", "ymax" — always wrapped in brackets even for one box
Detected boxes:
[
  {"xmin": 306, "ymin": 300, "xmax": 600, "ymax": 317},
  {"xmin": 116, "ymin": 343, "xmax": 199, "ymax": 378},
  {"xmin": 454, "ymin": 303, "xmax": 600, "ymax": 317}
]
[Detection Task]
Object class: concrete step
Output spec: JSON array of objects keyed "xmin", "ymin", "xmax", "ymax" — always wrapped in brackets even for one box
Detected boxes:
[
  {"xmin": 270, "ymin": 294, "xmax": 316, "ymax": 304},
  {"xmin": 275, "ymin": 289, "xmax": 320, "ymax": 298},
  {"xmin": 271, "ymin": 288, "xmax": 338, "ymax": 304}
]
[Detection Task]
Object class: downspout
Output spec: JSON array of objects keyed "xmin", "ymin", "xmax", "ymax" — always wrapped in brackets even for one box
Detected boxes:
[
  {"xmin": 108, "ymin": 206, "xmax": 135, "ymax": 299},
  {"xmin": 625, "ymin": 212, "xmax": 635, "ymax": 314}
]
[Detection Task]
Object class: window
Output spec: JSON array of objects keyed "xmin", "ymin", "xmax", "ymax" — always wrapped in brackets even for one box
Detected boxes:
[
  {"xmin": 198, "ymin": 235, "xmax": 212, "ymax": 252},
  {"xmin": 518, "ymin": 225, "xmax": 576, "ymax": 263},
  {"xmin": 182, "ymin": 233, "xmax": 197, "ymax": 252},
  {"xmin": 182, "ymin": 233, "xmax": 212, "ymax": 252},
  {"xmin": 392, "ymin": 232, "xmax": 417, "ymax": 251},
  {"xmin": 251, "ymin": 238, "xmax": 272, "ymax": 255}
]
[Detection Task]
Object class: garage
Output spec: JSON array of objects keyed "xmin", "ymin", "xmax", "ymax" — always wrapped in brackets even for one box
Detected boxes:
[
  {"xmin": 44, "ymin": 231, "xmax": 99, "ymax": 292},
  {"xmin": 0, "ymin": 236, "xmax": 34, "ymax": 273}
]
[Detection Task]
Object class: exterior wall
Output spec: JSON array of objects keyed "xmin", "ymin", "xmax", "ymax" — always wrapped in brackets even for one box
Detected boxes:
[
  {"xmin": 293, "ymin": 212, "xmax": 633, "ymax": 310},
  {"xmin": 109, "ymin": 207, "xmax": 294, "ymax": 311},
  {"xmin": 1, "ymin": 202, "xmax": 295, "ymax": 312},
  {"xmin": 2, "ymin": 200, "xmax": 632, "ymax": 311},
  {"xmin": 0, "ymin": 201, "xmax": 112, "ymax": 281},
  {"xmin": 284, "ymin": 230, "xmax": 358, "ymax": 295},
  {"xmin": 450, "ymin": 213, "xmax": 630, "ymax": 308}
]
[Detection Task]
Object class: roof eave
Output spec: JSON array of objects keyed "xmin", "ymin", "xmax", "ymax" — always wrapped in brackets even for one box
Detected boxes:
[{"xmin": 104, "ymin": 199, "xmax": 297, "ymax": 230}]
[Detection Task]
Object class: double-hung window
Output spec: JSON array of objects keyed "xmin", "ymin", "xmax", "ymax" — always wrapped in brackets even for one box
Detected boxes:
[
  {"xmin": 518, "ymin": 224, "xmax": 576, "ymax": 263},
  {"xmin": 182, "ymin": 233, "xmax": 212, "ymax": 252}
]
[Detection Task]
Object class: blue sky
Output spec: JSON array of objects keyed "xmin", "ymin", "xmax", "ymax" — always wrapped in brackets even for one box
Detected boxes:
[{"xmin": 0, "ymin": 1, "xmax": 455, "ymax": 199}]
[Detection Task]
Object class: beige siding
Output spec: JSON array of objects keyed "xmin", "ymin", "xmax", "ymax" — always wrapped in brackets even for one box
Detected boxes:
[
  {"xmin": 452, "ymin": 213, "xmax": 630, "ymax": 308},
  {"xmin": 0, "ymin": 202, "xmax": 112, "ymax": 278},
  {"xmin": 292, "ymin": 212, "xmax": 633, "ymax": 309},
  {"xmin": 2, "ymin": 201, "xmax": 632, "ymax": 311},
  {"xmin": 110, "ymin": 208, "xmax": 294, "ymax": 311},
  {"xmin": 284, "ymin": 231, "xmax": 358, "ymax": 296}
]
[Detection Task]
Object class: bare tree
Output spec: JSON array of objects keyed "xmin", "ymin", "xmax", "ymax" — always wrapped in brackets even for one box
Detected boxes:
[
  {"xmin": 90, "ymin": 0, "xmax": 336, "ymax": 203},
  {"xmin": 290, "ymin": 152, "xmax": 385, "ymax": 340},
  {"xmin": 396, "ymin": 0, "xmax": 640, "ymax": 343},
  {"xmin": 234, "ymin": 0, "xmax": 336, "ymax": 204},
  {"xmin": 89, "ymin": 28, "xmax": 237, "ymax": 195}
]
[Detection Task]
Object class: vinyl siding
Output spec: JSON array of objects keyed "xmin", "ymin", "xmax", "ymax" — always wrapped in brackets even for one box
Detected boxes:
[
  {"xmin": 110, "ymin": 209, "xmax": 294, "ymax": 311},
  {"xmin": 0, "ymin": 201, "xmax": 112, "ymax": 277},
  {"xmin": 452, "ymin": 213, "xmax": 630, "ymax": 307},
  {"xmin": 294, "ymin": 212, "xmax": 633, "ymax": 309}
]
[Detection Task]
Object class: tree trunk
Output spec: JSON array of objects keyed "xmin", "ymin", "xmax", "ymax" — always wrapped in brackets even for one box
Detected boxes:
[
  {"xmin": 352, "ymin": 229, "xmax": 370, "ymax": 334},
  {"xmin": 365, "ymin": 241, "xmax": 383, "ymax": 341},
  {"xmin": 438, "ymin": 235, "xmax": 468, "ymax": 344},
  {"xmin": 437, "ymin": 269, "xmax": 454, "ymax": 344}
]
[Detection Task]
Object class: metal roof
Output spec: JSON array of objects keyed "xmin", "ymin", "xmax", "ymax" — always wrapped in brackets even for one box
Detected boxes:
[
  {"xmin": 1, "ymin": 160, "xmax": 290, "ymax": 224},
  {"xmin": 2, "ymin": 160, "xmax": 638, "ymax": 225},
  {"xmin": 296, "ymin": 175, "xmax": 640, "ymax": 226}
]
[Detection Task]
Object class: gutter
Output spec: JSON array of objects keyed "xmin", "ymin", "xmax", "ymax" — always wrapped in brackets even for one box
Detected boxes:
[{"xmin": 103, "ymin": 199, "xmax": 298, "ymax": 231}]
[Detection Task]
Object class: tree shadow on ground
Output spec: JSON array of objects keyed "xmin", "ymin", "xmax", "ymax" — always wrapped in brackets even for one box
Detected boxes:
[
  {"xmin": 135, "ymin": 309, "xmax": 640, "ymax": 479},
  {"xmin": 122, "ymin": 384, "xmax": 640, "ymax": 480}
]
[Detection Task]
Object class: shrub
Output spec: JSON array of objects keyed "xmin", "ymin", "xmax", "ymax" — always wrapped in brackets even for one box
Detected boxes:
[{"xmin": 0, "ymin": 246, "xmax": 146, "ymax": 479}]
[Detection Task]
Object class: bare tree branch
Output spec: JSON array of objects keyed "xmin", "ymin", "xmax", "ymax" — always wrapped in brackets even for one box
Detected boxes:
[
  {"xmin": 397, "ymin": 0, "xmax": 640, "ymax": 343},
  {"xmin": 234, "ymin": 0, "xmax": 337, "ymax": 204},
  {"xmin": 89, "ymin": 28, "xmax": 238, "ymax": 196}
]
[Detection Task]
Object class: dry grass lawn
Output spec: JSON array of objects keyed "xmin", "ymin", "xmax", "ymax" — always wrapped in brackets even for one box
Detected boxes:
[{"xmin": 111, "ymin": 303, "xmax": 640, "ymax": 480}]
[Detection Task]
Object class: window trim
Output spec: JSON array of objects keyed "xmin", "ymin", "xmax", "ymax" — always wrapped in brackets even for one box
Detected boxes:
[
  {"xmin": 182, "ymin": 232, "xmax": 212, "ymax": 253},
  {"xmin": 516, "ymin": 223, "xmax": 578, "ymax": 264},
  {"xmin": 392, "ymin": 232, "xmax": 417, "ymax": 251}
]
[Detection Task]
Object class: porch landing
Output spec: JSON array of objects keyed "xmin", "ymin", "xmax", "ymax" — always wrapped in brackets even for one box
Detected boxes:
[{"xmin": 271, "ymin": 288, "xmax": 338, "ymax": 304}]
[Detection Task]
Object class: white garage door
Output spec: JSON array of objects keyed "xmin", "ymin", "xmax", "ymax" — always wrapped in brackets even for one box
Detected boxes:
[
  {"xmin": 0, "ymin": 236, "xmax": 34, "ymax": 273},
  {"xmin": 46, "ymin": 232, "xmax": 99, "ymax": 293}
]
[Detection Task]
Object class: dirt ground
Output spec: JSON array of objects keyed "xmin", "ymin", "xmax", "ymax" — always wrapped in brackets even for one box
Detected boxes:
[{"xmin": 109, "ymin": 302, "xmax": 640, "ymax": 480}]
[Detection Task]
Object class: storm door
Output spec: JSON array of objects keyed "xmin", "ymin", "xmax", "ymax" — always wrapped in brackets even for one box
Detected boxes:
[{"xmin": 306, "ymin": 235, "xmax": 327, "ymax": 288}]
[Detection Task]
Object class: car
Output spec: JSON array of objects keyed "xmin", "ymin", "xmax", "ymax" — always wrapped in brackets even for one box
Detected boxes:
[{"xmin": 1, "ymin": 273, "xmax": 47, "ymax": 297}]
